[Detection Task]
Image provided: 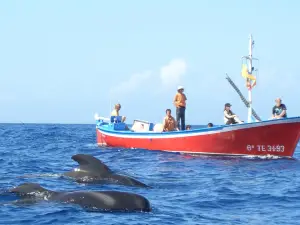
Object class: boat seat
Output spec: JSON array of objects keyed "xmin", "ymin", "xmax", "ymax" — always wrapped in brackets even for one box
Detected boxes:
[
  {"xmin": 110, "ymin": 116, "xmax": 122, "ymax": 123},
  {"xmin": 112, "ymin": 122, "xmax": 127, "ymax": 130}
]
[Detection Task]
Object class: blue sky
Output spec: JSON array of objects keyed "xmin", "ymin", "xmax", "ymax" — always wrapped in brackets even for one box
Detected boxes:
[{"xmin": 0, "ymin": 0, "xmax": 299, "ymax": 124}]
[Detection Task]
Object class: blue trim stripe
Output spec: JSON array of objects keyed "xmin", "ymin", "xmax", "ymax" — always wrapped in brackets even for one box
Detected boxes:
[
  {"xmin": 96, "ymin": 116, "xmax": 300, "ymax": 137},
  {"xmin": 99, "ymin": 124, "xmax": 224, "ymax": 136}
]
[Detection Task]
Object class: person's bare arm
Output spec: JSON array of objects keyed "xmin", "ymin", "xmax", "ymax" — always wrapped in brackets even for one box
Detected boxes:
[
  {"xmin": 162, "ymin": 118, "xmax": 167, "ymax": 131},
  {"xmin": 224, "ymin": 111, "xmax": 235, "ymax": 118},
  {"xmin": 173, "ymin": 94, "xmax": 178, "ymax": 107},
  {"xmin": 276, "ymin": 109, "xmax": 286, "ymax": 118},
  {"xmin": 174, "ymin": 118, "xmax": 179, "ymax": 131}
]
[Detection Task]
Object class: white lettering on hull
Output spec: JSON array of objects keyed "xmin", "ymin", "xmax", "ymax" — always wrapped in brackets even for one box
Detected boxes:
[{"xmin": 246, "ymin": 145, "xmax": 285, "ymax": 152}]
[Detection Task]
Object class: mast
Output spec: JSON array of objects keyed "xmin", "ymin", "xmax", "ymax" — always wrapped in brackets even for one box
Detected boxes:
[{"xmin": 241, "ymin": 34, "xmax": 257, "ymax": 123}]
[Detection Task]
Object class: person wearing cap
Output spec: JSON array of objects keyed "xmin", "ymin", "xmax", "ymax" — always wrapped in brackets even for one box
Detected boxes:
[
  {"xmin": 111, "ymin": 103, "xmax": 126, "ymax": 122},
  {"xmin": 173, "ymin": 86, "xmax": 187, "ymax": 130},
  {"xmin": 224, "ymin": 103, "xmax": 243, "ymax": 125},
  {"xmin": 272, "ymin": 98, "xmax": 287, "ymax": 119}
]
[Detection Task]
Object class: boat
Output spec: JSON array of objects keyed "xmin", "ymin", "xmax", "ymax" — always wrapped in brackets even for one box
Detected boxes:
[{"xmin": 95, "ymin": 35, "xmax": 300, "ymax": 158}]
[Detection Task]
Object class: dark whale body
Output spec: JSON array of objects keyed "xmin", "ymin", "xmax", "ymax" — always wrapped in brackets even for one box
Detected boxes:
[
  {"xmin": 63, "ymin": 154, "xmax": 149, "ymax": 188},
  {"xmin": 9, "ymin": 183, "xmax": 151, "ymax": 212}
]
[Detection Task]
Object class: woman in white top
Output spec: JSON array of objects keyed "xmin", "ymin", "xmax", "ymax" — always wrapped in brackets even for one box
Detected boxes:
[{"xmin": 224, "ymin": 103, "xmax": 243, "ymax": 125}]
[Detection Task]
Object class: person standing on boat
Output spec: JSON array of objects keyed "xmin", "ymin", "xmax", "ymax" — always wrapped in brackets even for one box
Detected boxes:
[
  {"xmin": 162, "ymin": 109, "xmax": 179, "ymax": 132},
  {"xmin": 111, "ymin": 103, "xmax": 126, "ymax": 122},
  {"xmin": 224, "ymin": 103, "xmax": 243, "ymax": 125},
  {"xmin": 272, "ymin": 98, "xmax": 287, "ymax": 119},
  {"xmin": 173, "ymin": 86, "xmax": 187, "ymax": 130}
]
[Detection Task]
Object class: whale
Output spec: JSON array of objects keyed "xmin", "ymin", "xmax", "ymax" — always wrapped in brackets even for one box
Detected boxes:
[
  {"xmin": 8, "ymin": 183, "xmax": 151, "ymax": 212},
  {"xmin": 62, "ymin": 154, "xmax": 149, "ymax": 188}
]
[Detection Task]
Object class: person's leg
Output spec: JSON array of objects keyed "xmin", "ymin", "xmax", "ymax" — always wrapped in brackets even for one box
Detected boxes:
[
  {"xmin": 226, "ymin": 118, "xmax": 234, "ymax": 125},
  {"xmin": 234, "ymin": 117, "xmax": 243, "ymax": 124},
  {"xmin": 176, "ymin": 107, "xmax": 181, "ymax": 129},
  {"xmin": 181, "ymin": 108, "xmax": 185, "ymax": 130}
]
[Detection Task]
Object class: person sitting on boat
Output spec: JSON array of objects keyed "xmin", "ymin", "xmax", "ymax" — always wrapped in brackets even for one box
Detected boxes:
[
  {"xmin": 272, "ymin": 98, "xmax": 287, "ymax": 119},
  {"xmin": 224, "ymin": 103, "xmax": 243, "ymax": 125},
  {"xmin": 186, "ymin": 125, "xmax": 191, "ymax": 130},
  {"xmin": 207, "ymin": 123, "xmax": 213, "ymax": 127},
  {"xmin": 111, "ymin": 103, "xmax": 126, "ymax": 123},
  {"xmin": 163, "ymin": 109, "xmax": 179, "ymax": 132}
]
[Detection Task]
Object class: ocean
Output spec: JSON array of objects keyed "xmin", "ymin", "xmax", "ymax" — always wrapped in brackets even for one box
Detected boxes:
[{"xmin": 0, "ymin": 124, "xmax": 300, "ymax": 225}]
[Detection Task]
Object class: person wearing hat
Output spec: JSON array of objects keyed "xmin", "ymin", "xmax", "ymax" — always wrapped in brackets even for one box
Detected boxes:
[
  {"xmin": 224, "ymin": 103, "xmax": 243, "ymax": 125},
  {"xmin": 173, "ymin": 86, "xmax": 187, "ymax": 130},
  {"xmin": 272, "ymin": 98, "xmax": 287, "ymax": 119}
]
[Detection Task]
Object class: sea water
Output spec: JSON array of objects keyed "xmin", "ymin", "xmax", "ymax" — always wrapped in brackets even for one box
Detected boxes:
[{"xmin": 0, "ymin": 124, "xmax": 300, "ymax": 225}]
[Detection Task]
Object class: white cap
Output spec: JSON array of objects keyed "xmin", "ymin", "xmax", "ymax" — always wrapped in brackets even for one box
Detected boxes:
[{"xmin": 177, "ymin": 86, "xmax": 184, "ymax": 90}]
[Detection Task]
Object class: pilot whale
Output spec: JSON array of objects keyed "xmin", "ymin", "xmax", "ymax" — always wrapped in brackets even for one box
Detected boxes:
[
  {"xmin": 63, "ymin": 154, "xmax": 149, "ymax": 188},
  {"xmin": 9, "ymin": 183, "xmax": 151, "ymax": 212}
]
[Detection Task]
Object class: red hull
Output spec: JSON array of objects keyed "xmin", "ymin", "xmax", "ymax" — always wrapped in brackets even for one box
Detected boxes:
[{"xmin": 96, "ymin": 118, "xmax": 300, "ymax": 158}]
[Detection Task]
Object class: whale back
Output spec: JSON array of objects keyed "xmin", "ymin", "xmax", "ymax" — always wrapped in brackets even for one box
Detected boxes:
[
  {"xmin": 64, "ymin": 154, "xmax": 112, "ymax": 178},
  {"xmin": 10, "ymin": 183, "xmax": 51, "ymax": 197},
  {"xmin": 59, "ymin": 191, "xmax": 151, "ymax": 212},
  {"xmin": 7, "ymin": 183, "xmax": 151, "ymax": 212},
  {"xmin": 109, "ymin": 174, "xmax": 149, "ymax": 188},
  {"xmin": 63, "ymin": 154, "xmax": 149, "ymax": 188}
]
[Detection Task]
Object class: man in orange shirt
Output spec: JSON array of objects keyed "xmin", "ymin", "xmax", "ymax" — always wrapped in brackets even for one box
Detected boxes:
[{"xmin": 173, "ymin": 86, "xmax": 187, "ymax": 130}]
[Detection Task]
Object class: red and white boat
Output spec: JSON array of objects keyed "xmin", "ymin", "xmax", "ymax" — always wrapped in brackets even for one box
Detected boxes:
[{"xmin": 95, "ymin": 35, "xmax": 300, "ymax": 158}]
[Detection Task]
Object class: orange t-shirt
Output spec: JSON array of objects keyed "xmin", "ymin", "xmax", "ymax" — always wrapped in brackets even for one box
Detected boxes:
[
  {"xmin": 174, "ymin": 92, "xmax": 187, "ymax": 108},
  {"xmin": 163, "ymin": 116, "xmax": 177, "ymax": 131}
]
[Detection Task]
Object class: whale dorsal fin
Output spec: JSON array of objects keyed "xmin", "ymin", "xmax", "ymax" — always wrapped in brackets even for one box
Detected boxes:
[{"xmin": 71, "ymin": 154, "xmax": 112, "ymax": 175}]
